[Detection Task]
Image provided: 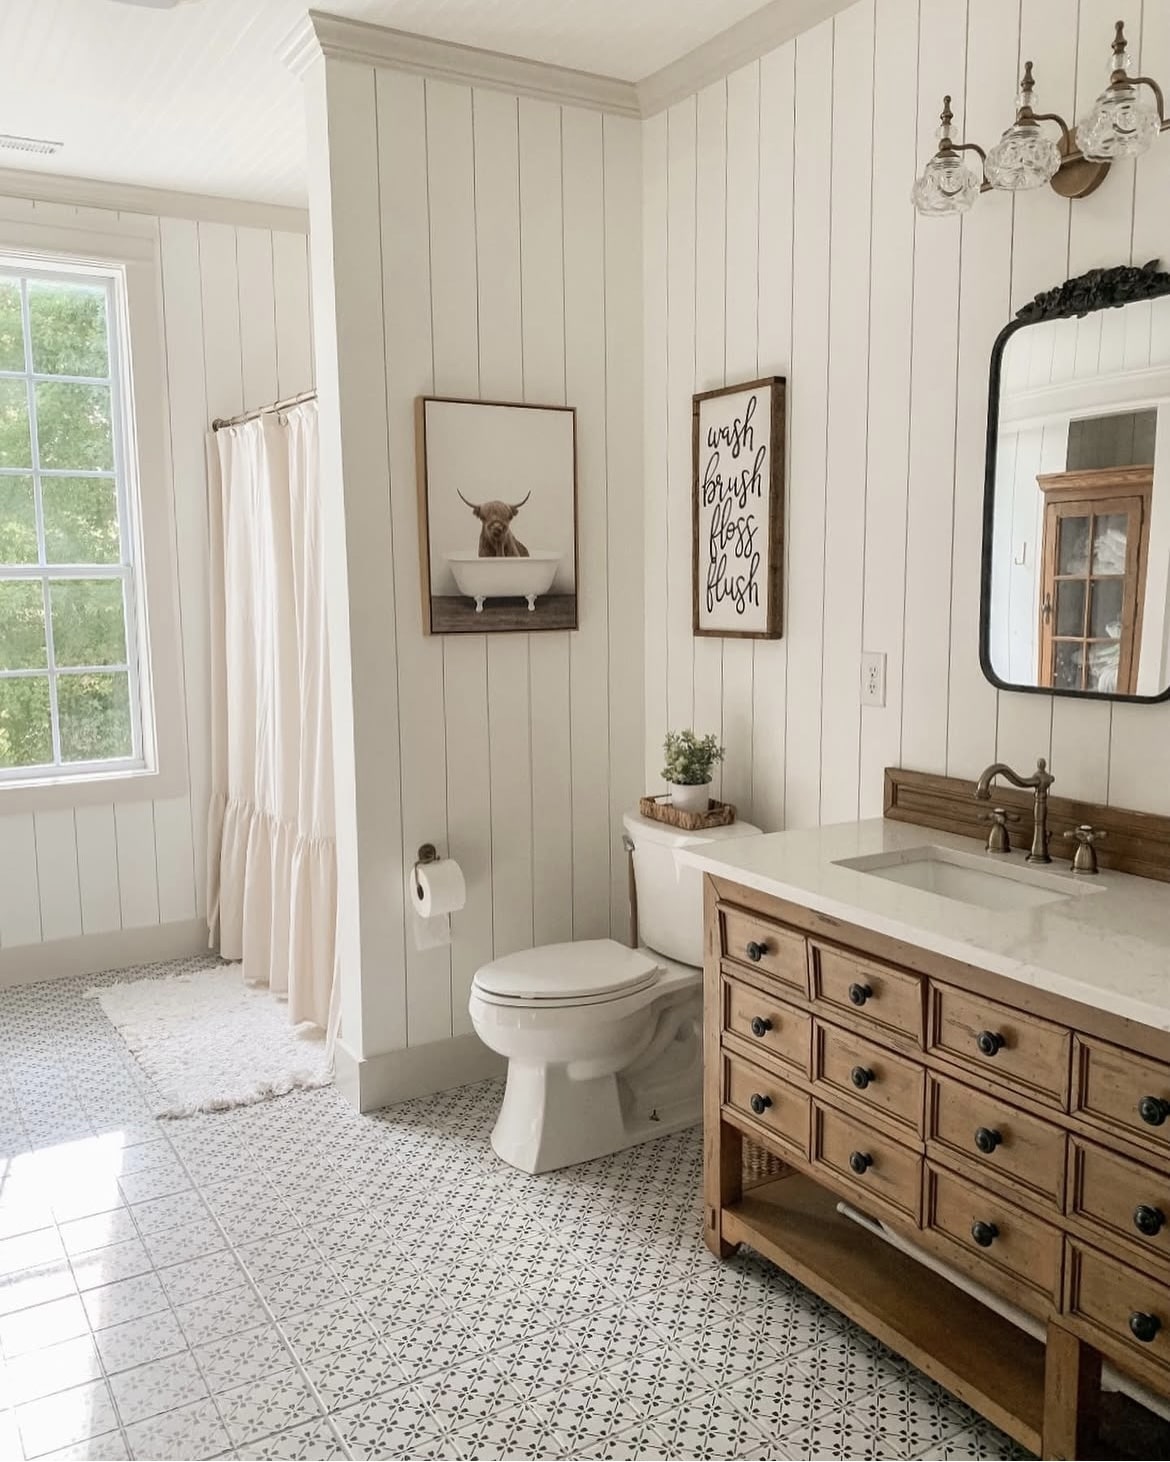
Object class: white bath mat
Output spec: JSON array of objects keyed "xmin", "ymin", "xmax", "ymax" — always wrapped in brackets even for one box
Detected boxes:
[{"xmin": 86, "ymin": 965, "xmax": 333, "ymax": 1118}]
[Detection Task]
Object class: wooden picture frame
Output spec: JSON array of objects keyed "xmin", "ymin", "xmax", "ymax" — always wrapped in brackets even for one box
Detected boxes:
[
  {"xmin": 692, "ymin": 376, "xmax": 786, "ymax": 639},
  {"xmin": 415, "ymin": 395, "xmax": 579, "ymax": 635}
]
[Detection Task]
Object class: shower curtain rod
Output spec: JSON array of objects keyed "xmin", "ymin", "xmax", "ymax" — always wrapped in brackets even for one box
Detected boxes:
[{"xmin": 211, "ymin": 388, "xmax": 318, "ymax": 431}]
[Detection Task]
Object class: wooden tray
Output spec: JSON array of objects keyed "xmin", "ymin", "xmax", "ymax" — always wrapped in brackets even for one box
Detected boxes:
[{"xmin": 639, "ymin": 794, "xmax": 736, "ymax": 831}]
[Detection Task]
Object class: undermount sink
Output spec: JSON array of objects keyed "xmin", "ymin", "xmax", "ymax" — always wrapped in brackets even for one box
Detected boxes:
[{"xmin": 834, "ymin": 844, "xmax": 1103, "ymax": 912}]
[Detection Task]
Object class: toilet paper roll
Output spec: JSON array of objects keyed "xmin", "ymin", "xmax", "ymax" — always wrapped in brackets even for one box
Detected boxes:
[{"xmin": 410, "ymin": 857, "xmax": 466, "ymax": 920}]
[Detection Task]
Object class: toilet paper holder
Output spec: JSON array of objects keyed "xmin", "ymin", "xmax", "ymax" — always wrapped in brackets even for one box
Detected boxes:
[{"xmin": 413, "ymin": 842, "xmax": 439, "ymax": 898}]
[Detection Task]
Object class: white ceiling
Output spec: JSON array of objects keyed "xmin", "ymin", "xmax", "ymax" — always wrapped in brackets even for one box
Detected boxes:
[{"xmin": 0, "ymin": 0, "xmax": 776, "ymax": 208}]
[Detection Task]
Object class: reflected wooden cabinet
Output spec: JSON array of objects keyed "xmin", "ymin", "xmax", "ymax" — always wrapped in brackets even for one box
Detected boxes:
[{"xmin": 1037, "ymin": 466, "xmax": 1152, "ymax": 695}]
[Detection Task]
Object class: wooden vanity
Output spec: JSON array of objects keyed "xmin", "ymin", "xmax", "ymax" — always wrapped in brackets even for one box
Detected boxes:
[{"xmin": 702, "ymin": 860, "xmax": 1170, "ymax": 1459}]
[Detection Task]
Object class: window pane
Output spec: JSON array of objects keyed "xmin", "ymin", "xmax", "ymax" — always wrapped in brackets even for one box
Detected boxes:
[
  {"xmin": 1053, "ymin": 641, "xmax": 1083, "ymax": 691},
  {"xmin": 1090, "ymin": 577, "xmax": 1124, "ymax": 639},
  {"xmin": 0, "ymin": 675, "xmax": 51, "ymax": 768},
  {"xmin": 1055, "ymin": 580, "xmax": 1085, "ymax": 637},
  {"xmin": 42, "ymin": 476, "xmax": 120, "ymax": 564},
  {"xmin": 0, "ymin": 379, "xmax": 31, "ymax": 467},
  {"xmin": 49, "ymin": 579, "xmax": 127, "ymax": 667},
  {"xmin": 34, "ymin": 382, "xmax": 113, "ymax": 471},
  {"xmin": 1092, "ymin": 513, "xmax": 1128, "ymax": 575},
  {"xmin": 58, "ymin": 672, "xmax": 131, "ymax": 762},
  {"xmin": 1057, "ymin": 515, "xmax": 1090, "ymax": 576},
  {"xmin": 1086, "ymin": 641, "xmax": 1121, "ymax": 695},
  {"xmin": 28, "ymin": 280, "xmax": 109, "ymax": 379},
  {"xmin": 0, "ymin": 581, "xmax": 46, "ymax": 670},
  {"xmin": 0, "ymin": 475, "xmax": 37, "ymax": 563},
  {"xmin": 0, "ymin": 279, "xmax": 24, "ymax": 372}
]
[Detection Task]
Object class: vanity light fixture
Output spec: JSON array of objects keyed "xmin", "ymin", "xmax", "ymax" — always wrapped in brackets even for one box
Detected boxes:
[{"xmin": 913, "ymin": 19, "xmax": 1170, "ymax": 217}]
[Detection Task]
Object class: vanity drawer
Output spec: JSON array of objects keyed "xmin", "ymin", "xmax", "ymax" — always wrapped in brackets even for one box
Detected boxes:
[
  {"xmin": 811, "ymin": 1100, "xmax": 921, "ymax": 1226},
  {"xmin": 1068, "ymin": 1137, "xmax": 1170, "ymax": 1272},
  {"xmin": 923, "ymin": 1163, "xmax": 1063, "ymax": 1313},
  {"xmin": 1072, "ymin": 1036, "xmax": 1170, "ymax": 1157},
  {"xmin": 717, "ymin": 904, "xmax": 808, "ymax": 995},
  {"xmin": 812, "ymin": 1019, "xmax": 924, "ymax": 1138},
  {"xmin": 809, "ymin": 942, "xmax": 924, "ymax": 1045},
  {"xmin": 927, "ymin": 982, "xmax": 1070, "ymax": 1109},
  {"xmin": 1065, "ymin": 1240, "xmax": 1170, "ymax": 1381},
  {"xmin": 926, "ymin": 1072, "xmax": 1066, "ymax": 1211},
  {"xmin": 724, "ymin": 1053, "xmax": 809, "ymax": 1157},
  {"xmin": 723, "ymin": 975, "xmax": 810, "ymax": 1076}
]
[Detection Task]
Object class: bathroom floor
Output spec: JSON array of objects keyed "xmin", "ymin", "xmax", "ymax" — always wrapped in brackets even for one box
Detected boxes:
[{"xmin": 0, "ymin": 965, "xmax": 1030, "ymax": 1462}]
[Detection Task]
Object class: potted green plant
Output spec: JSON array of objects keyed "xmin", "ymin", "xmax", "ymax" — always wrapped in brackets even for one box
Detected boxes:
[{"xmin": 662, "ymin": 730, "xmax": 724, "ymax": 814}]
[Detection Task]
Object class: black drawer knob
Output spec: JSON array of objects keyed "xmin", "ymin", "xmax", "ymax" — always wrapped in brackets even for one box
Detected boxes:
[
  {"xmin": 1134, "ymin": 1204, "xmax": 1166, "ymax": 1238},
  {"xmin": 974, "ymin": 1126, "xmax": 1002, "ymax": 1155},
  {"xmin": 1139, "ymin": 1095, "xmax": 1170, "ymax": 1127},
  {"xmin": 749, "ymin": 1016, "xmax": 772, "ymax": 1038},
  {"xmin": 848, "ymin": 982, "xmax": 872, "ymax": 1007},
  {"xmin": 1129, "ymin": 1311, "xmax": 1162, "ymax": 1344},
  {"xmin": 971, "ymin": 1220, "xmax": 999, "ymax": 1248},
  {"xmin": 749, "ymin": 1092, "xmax": 772, "ymax": 1116},
  {"xmin": 976, "ymin": 1030, "xmax": 1005, "ymax": 1058},
  {"xmin": 850, "ymin": 1066, "xmax": 875, "ymax": 1090},
  {"xmin": 848, "ymin": 1150, "xmax": 873, "ymax": 1175}
]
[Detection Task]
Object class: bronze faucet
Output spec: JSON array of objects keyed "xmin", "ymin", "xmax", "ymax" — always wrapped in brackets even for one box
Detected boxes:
[{"xmin": 974, "ymin": 758, "xmax": 1056, "ymax": 864}]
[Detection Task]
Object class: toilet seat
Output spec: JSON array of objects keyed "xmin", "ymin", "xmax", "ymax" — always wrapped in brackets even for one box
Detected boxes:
[{"xmin": 472, "ymin": 938, "xmax": 661, "ymax": 1008}]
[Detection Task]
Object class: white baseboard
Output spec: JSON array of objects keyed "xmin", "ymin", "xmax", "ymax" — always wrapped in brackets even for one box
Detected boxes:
[
  {"xmin": 334, "ymin": 1032, "xmax": 505, "ymax": 1113},
  {"xmin": 0, "ymin": 919, "xmax": 210, "ymax": 988}
]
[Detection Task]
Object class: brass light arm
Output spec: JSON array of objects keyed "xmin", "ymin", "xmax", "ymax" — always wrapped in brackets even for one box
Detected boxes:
[
  {"xmin": 1128, "ymin": 75, "xmax": 1168, "ymax": 126},
  {"xmin": 1028, "ymin": 111, "xmax": 1074, "ymax": 150}
]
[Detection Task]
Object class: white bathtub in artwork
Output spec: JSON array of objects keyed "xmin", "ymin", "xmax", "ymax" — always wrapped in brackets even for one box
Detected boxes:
[{"xmin": 446, "ymin": 551, "xmax": 562, "ymax": 612}]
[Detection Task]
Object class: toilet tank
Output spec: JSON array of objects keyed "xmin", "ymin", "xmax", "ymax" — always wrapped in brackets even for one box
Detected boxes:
[{"xmin": 622, "ymin": 810, "xmax": 763, "ymax": 968}]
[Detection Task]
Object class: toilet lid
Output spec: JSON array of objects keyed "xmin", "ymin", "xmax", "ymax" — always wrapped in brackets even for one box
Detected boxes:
[{"xmin": 473, "ymin": 939, "xmax": 661, "ymax": 1002}]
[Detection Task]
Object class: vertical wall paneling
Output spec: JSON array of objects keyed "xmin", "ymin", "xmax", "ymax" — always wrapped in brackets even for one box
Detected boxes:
[
  {"xmin": 1110, "ymin": 0, "xmax": 1170, "ymax": 813},
  {"xmin": 900, "ymin": 0, "xmax": 966, "ymax": 777},
  {"xmin": 603, "ymin": 112, "xmax": 645, "ymax": 934},
  {"xmin": 642, "ymin": 110, "xmax": 670, "ymax": 795},
  {"xmin": 784, "ymin": 19, "xmax": 833, "ymax": 829},
  {"xmin": 376, "ymin": 67, "xmax": 453, "ymax": 1045},
  {"xmin": 32, "ymin": 810, "xmax": 82, "ymax": 943},
  {"xmin": 0, "ymin": 815, "xmax": 41, "ymax": 948},
  {"xmin": 752, "ymin": 41, "xmax": 795, "ymax": 833},
  {"xmin": 562, "ymin": 107, "xmax": 611, "ymax": 940},
  {"xmin": 427, "ymin": 77, "xmax": 494, "ymax": 1032},
  {"xmin": 272, "ymin": 231, "xmax": 313, "ymax": 398},
  {"xmin": 114, "ymin": 802, "xmax": 160, "ymax": 929},
  {"xmin": 819, "ymin": 0, "xmax": 875, "ymax": 823},
  {"xmin": 520, "ymin": 97, "xmax": 574, "ymax": 948},
  {"xmin": 474, "ymin": 88, "xmax": 534, "ymax": 963},
  {"xmin": 235, "ymin": 227, "xmax": 280, "ymax": 409},
  {"xmin": 719, "ymin": 64, "xmax": 759, "ymax": 816},
  {"xmin": 666, "ymin": 98, "xmax": 697, "ymax": 741},
  {"xmin": 74, "ymin": 805, "xmax": 121, "ymax": 936},
  {"xmin": 944, "ymin": 0, "xmax": 1014, "ymax": 785}
]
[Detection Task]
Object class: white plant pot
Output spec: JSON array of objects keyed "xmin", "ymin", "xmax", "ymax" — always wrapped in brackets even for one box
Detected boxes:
[{"xmin": 669, "ymin": 781, "xmax": 711, "ymax": 814}]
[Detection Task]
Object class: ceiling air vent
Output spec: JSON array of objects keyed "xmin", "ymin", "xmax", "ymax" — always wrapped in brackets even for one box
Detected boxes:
[{"xmin": 0, "ymin": 134, "xmax": 62, "ymax": 156}]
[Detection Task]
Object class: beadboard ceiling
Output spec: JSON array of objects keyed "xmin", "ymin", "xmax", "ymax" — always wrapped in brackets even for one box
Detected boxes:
[{"xmin": 0, "ymin": 0, "xmax": 777, "ymax": 208}]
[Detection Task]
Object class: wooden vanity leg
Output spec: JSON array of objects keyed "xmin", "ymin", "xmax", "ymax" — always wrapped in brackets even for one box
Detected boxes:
[
  {"xmin": 703, "ymin": 875, "xmax": 741, "ymax": 1258},
  {"xmin": 1043, "ymin": 1323, "xmax": 1101, "ymax": 1461}
]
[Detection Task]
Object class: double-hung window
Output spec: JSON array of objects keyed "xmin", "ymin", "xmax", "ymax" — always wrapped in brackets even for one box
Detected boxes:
[{"xmin": 0, "ymin": 259, "xmax": 148, "ymax": 782}]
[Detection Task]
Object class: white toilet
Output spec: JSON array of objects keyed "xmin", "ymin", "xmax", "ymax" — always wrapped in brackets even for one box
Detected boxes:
[{"xmin": 469, "ymin": 808, "xmax": 762, "ymax": 1173}]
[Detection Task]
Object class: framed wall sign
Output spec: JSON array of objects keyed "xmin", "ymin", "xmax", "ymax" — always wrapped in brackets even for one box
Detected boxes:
[
  {"xmin": 692, "ymin": 376, "xmax": 785, "ymax": 639},
  {"xmin": 415, "ymin": 396, "xmax": 578, "ymax": 634}
]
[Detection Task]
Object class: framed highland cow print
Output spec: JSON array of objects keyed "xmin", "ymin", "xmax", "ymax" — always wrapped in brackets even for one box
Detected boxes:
[
  {"xmin": 416, "ymin": 397, "xmax": 578, "ymax": 634},
  {"xmin": 692, "ymin": 376, "xmax": 786, "ymax": 639}
]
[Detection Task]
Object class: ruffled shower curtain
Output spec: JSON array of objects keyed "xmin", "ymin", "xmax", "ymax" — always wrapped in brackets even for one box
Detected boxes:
[{"xmin": 205, "ymin": 402, "xmax": 337, "ymax": 1031}]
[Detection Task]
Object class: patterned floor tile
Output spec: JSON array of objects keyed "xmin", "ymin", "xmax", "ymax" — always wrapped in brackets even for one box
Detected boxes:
[
  {"xmin": 93, "ymin": 1310, "xmax": 188, "ymax": 1375},
  {"xmin": 15, "ymin": 1377, "xmax": 119, "ymax": 1458},
  {"xmin": 69, "ymin": 1240, "xmax": 153, "ymax": 1295},
  {"xmin": 174, "ymin": 1285, "xmax": 270, "ymax": 1348},
  {"xmin": 297, "ymin": 1340, "xmax": 407, "ymax": 1410},
  {"xmin": 39, "ymin": 1429, "xmax": 131, "ymax": 1461},
  {"xmin": 0, "ymin": 1295, "xmax": 90, "ymax": 1359},
  {"xmin": 193, "ymin": 1324, "xmax": 295, "ymax": 1394},
  {"xmin": 124, "ymin": 1396, "xmax": 231, "ymax": 1461},
  {"xmin": 1, "ymin": 1333, "xmax": 104, "ymax": 1406},
  {"xmin": 328, "ymin": 1386, "xmax": 440, "ymax": 1459},
  {"xmin": 108, "ymin": 1350, "xmax": 209, "ymax": 1425},
  {"xmin": 652, "ymin": 1389, "xmax": 770, "ymax": 1460},
  {"xmin": 239, "ymin": 1419, "xmax": 348, "ymax": 1460}
]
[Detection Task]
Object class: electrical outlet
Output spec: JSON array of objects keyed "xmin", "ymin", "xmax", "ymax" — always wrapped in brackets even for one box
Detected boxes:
[{"xmin": 860, "ymin": 651, "xmax": 886, "ymax": 707}]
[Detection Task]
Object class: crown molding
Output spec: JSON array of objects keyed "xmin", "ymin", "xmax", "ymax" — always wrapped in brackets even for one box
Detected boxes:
[
  {"xmin": 636, "ymin": 0, "xmax": 858, "ymax": 115},
  {"xmin": 283, "ymin": 10, "xmax": 641, "ymax": 118},
  {"xmin": 0, "ymin": 165, "xmax": 308, "ymax": 233}
]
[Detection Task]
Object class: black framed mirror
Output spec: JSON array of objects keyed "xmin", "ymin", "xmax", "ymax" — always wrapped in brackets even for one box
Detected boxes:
[{"xmin": 980, "ymin": 261, "xmax": 1170, "ymax": 703}]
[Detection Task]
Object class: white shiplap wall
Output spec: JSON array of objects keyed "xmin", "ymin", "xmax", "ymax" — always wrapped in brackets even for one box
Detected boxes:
[
  {"xmin": 643, "ymin": 0, "xmax": 1170, "ymax": 830},
  {"xmin": 0, "ymin": 195, "xmax": 313, "ymax": 964},
  {"xmin": 307, "ymin": 61, "xmax": 643, "ymax": 1058}
]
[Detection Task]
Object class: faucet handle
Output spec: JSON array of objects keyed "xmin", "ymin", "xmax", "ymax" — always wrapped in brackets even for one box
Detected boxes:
[
  {"xmin": 1064, "ymin": 825, "xmax": 1106, "ymax": 874},
  {"xmin": 981, "ymin": 807, "xmax": 1020, "ymax": 854}
]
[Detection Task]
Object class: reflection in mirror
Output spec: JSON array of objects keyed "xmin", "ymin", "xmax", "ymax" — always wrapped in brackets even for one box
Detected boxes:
[{"xmin": 985, "ymin": 294, "xmax": 1170, "ymax": 700}]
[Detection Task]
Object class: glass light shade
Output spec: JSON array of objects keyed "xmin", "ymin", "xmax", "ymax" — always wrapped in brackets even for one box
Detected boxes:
[
  {"xmin": 985, "ymin": 119, "xmax": 1062, "ymax": 190},
  {"xmin": 1076, "ymin": 82, "xmax": 1161, "ymax": 159},
  {"xmin": 911, "ymin": 151, "xmax": 981, "ymax": 214}
]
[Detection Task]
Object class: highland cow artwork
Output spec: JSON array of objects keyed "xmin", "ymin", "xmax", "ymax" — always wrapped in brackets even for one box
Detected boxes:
[{"xmin": 417, "ymin": 397, "xmax": 579, "ymax": 634}]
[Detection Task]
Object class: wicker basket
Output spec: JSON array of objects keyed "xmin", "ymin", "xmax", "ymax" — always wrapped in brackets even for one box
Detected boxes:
[
  {"xmin": 638, "ymin": 794, "xmax": 736, "ymax": 832},
  {"xmin": 743, "ymin": 1138, "xmax": 789, "ymax": 1188}
]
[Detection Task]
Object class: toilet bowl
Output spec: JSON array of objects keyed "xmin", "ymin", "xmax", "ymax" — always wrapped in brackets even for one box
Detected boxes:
[{"xmin": 469, "ymin": 809, "xmax": 762, "ymax": 1173}]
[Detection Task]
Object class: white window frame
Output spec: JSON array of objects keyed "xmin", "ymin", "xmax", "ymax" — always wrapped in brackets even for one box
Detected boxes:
[{"xmin": 0, "ymin": 210, "xmax": 187, "ymax": 812}]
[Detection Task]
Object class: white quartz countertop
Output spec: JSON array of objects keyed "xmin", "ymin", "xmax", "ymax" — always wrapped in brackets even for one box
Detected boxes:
[{"xmin": 678, "ymin": 818, "xmax": 1170, "ymax": 1034}]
